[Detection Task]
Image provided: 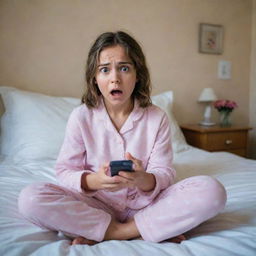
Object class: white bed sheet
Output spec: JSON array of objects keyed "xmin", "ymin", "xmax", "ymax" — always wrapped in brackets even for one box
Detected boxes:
[{"xmin": 0, "ymin": 147, "xmax": 256, "ymax": 256}]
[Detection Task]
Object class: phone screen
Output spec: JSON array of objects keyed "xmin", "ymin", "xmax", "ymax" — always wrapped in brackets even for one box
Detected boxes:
[{"xmin": 110, "ymin": 160, "xmax": 133, "ymax": 176}]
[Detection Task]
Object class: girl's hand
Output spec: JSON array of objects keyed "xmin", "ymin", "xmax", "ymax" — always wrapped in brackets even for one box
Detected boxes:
[
  {"xmin": 82, "ymin": 163, "xmax": 133, "ymax": 192},
  {"xmin": 118, "ymin": 152, "xmax": 156, "ymax": 192}
]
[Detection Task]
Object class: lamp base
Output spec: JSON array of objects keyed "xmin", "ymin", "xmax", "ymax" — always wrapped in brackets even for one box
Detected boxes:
[{"xmin": 199, "ymin": 121, "xmax": 216, "ymax": 126}]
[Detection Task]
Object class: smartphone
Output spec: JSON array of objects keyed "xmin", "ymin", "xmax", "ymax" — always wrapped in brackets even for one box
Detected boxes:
[{"xmin": 110, "ymin": 160, "xmax": 133, "ymax": 176}]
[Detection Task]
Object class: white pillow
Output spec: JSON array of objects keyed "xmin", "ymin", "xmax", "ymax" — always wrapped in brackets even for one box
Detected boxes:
[
  {"xmin": 151, "ymin": 91, "xmax": 189, "ymax": 153},
  {"xmin": 0, "ymin": 87, "xmax": 188, "ymax": 160},
  {"xmin": 0, "ymin": 87, "xmax": 80, "ymax": 160}
]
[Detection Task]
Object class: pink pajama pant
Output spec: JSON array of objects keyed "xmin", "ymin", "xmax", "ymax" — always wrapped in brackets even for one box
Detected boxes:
[{"xmin": 18, "ymin": 175, "xmax": 226, "ymax": 242}]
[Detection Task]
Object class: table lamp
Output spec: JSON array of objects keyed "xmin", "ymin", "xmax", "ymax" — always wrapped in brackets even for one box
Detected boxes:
[{"xmin": 198, "ymin": 88, "xmax": 217, "ymax": 126}]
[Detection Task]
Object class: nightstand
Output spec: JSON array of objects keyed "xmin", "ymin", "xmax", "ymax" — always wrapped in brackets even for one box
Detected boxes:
[{"xmin": 180, "ymin": 124, "xmax": 252, "ymax": 157}]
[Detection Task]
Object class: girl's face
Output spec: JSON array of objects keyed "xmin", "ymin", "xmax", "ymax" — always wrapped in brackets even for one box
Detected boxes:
[{"xmin": 95, "ymin": 45, "xmax": 137, "ymax": 110}]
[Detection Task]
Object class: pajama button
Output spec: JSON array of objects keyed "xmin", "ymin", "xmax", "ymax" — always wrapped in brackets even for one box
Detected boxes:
[{"xmin": 116, "ymin": 139, "xmax": 123, "ymax": 144}]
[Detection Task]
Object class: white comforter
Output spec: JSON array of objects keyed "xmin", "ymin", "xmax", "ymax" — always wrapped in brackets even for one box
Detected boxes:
[{"xmin": 0, "ymin": 147, "xmax": 256, "ymax": 256}]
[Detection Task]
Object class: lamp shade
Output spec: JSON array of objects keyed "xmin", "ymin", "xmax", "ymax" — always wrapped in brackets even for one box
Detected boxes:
[{"xmin": 198, "ymin": 88, "xmax": 217, "ymax": 102}]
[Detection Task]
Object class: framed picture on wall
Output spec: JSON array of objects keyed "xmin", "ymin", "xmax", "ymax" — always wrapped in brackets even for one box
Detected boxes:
[{"xmin": 199, "ymin": 23, "xmax": 223, "ymax": 54}]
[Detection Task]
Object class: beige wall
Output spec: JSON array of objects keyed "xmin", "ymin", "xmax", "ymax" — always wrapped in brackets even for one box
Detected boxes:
[{"xmin": 0, "ymin": 0, "xmax": 255, "ymax": 157}]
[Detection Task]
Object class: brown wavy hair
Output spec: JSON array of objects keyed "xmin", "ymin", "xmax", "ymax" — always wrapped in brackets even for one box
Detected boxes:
[{"xmin": 82, "ymin": 31, "xmax": 152, "ymax": 108}]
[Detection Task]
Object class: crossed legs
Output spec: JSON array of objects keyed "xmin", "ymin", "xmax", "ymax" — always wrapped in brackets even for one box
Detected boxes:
[{"xmin": 18, "ymin": 175, "xmax": 227, "ymax": 244}]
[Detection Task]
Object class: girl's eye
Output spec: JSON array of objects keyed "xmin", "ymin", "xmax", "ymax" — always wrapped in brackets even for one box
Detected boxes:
[
  {"xmin": 120, "ymin": 66, "xmax": 129, "ymax": 72},
  {"xmin": 99, "ymin": 67, "xmax": 109, "ymax": 73}
]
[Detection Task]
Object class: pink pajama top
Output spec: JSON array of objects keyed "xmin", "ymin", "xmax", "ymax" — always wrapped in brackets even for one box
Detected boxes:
[{"xmin": 55, "ymin": 99, "xmax": 176, "ymax": 211}]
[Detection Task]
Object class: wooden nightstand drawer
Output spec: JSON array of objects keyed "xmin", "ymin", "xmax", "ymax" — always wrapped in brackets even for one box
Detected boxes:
[
  {"xmin": 180, "ymin": 124, "xmax": 252, "ymax": 157},
  {"xmin": 206, "ymin": 131, "xmax": 247, "ymax": 151}
]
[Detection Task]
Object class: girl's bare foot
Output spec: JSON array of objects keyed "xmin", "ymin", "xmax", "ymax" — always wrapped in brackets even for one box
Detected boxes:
[
  {"xmin": 71, "ymin": 233, "xmax": 186, "ymax": 245},
  {"xmin": 134, "ymin": 234, "xmax": 186, "ymax": 243},
  {"xmin": 104, "ymin": 219, "xmax": 140, "ymax": 241},
  {"xmin": 164, "ymin": 234, "xmax": 186, "ymax": 243},
  {"xmin": 71, "ymin": 236, "xmax": 98, "ymax": 246}
]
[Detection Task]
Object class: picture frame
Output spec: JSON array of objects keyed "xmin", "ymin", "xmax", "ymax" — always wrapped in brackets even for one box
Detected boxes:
[{"xmin": 199, "ymin": 23, "xmax": 224, "ymax": 54}]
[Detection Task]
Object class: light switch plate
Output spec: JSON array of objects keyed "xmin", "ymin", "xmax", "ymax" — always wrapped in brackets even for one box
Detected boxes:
[{"xmin": 218, "ymin": 60, "xmax": 231, "ymax": 80}]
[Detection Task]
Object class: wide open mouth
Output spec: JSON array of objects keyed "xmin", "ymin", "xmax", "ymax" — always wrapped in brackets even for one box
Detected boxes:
[{"xmin": 110, "ymin": 89, "xmax": 123, "ymax": 96}]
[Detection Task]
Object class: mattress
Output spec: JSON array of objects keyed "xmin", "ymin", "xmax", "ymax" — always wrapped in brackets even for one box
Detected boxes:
[{"xmin": 0, "ymin": 147, "xmax": 255, "ymax": 256}]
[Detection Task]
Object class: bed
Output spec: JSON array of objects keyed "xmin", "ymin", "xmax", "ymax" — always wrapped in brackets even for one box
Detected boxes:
[{"xmin": 0, "ymin": 86, "xmax": 255, "ymax": 256}]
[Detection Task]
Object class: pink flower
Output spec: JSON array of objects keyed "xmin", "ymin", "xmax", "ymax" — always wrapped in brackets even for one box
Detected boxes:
[{"xmin": 213, "ymin": 100, "xmax": 238, "ymax": 112}]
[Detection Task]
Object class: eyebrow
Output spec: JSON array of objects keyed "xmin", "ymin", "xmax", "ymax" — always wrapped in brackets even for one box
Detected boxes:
[{"xmin": 97, "ymin": 61, "xmax": 133, "ymax": 67}]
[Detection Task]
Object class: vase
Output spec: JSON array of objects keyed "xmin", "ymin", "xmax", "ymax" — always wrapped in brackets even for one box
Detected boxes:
[{"xmin": 219, "ymin": 111, "xmax": 232, "ymax": 127}]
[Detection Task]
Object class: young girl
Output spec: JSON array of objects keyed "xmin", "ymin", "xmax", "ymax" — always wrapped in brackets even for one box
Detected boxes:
[{"xmin": 18, "ymin": 31, "xmax": 227, "ymax": 245}]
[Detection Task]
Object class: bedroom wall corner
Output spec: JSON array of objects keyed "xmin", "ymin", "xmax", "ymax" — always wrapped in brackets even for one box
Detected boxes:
[{"xmin": 249, "ymin": 0, "xmax": 256, "ymax": 159}]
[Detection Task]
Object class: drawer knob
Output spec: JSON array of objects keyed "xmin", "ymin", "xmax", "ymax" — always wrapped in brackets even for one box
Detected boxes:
[{"xmin": 225, "ymin": 139, "xmax": 233, "ymax": 145}]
